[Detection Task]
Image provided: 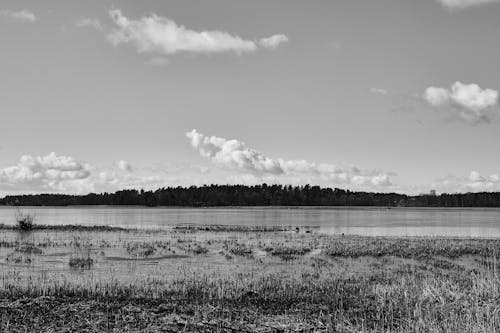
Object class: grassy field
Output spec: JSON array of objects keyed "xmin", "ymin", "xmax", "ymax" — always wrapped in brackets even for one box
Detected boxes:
[{"xmin": 1, "ymin": 225, "xmax": 500, "ymax": 332}]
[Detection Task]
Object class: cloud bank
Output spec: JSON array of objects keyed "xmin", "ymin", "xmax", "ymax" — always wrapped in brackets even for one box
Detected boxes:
[
  {"xmin": 424, "ymin": 82, "xmax": 498, "ymax": 123},
  {"xmin": 0, "ymin": 152, "xmax": 91, "ymax": 193},
  {"xmin": 434, "ymin": 171, "xmax": 500, "ymax": 193},
  {"xmin": 107, "ymin": 9, "xmax": 287, "ymax": 56},
  {"xmin": 436, "ymin": 0, "xmax": 500, "ymax": 9},
  {"xmin": 2, "ymin": 151, "xmax": 500, "ymax": 195},
  {"xmin": 186, "ymin": 129, "xmax": 393, "ymax": 190},
  {"xmin": 0, "ymin": 154, "xmax": 214, "ymax": 195},
  {"xmin": 0, "ymin": 9, "xmax": 36, "ymax": 22}
]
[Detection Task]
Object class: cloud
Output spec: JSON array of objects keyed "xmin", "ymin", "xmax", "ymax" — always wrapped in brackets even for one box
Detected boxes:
[
  {"xmin": 107, "ymin": 9, "xmax": 287, "ymax": 56},
  {"xmin": 0, "ymin": 153, "xmax": 177, "ymax": 194},
  {"xmin": 75, "ymin": 18, "xmax": 103, "ymax": 31},
  {"xmin": 0, "ymin": 9, "xmax": 36, "ymax": 22},
  {"xmin": 370, "ymin": 88, "xmax": 388, "ymax": 96},
  {"xmin": 116, "ymin": 160, "xmax": 133, "ymax": 172},
  {"xmin": 186, "ymin": 129, "xmax": 394, "ymax": 190},
  {"xmin": 0, "ymin": 152, "xmax": 92, "ymax": 193},
  {"xmin": 259, "ymin": 34, "xmax": 289, "ymax": 49},
  {"xmin": 434, "ymin": 171, "xmax": 500, "ymax": 193},
  {"xmin": 423, "ymin": 82, "xmax": 498, "ymax": 123},
  {"xmin": 436, "ymin": 0, "xmax": 500, "ymax": 9}
]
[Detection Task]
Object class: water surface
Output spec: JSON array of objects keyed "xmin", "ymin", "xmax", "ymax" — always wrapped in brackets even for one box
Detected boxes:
[{"xmin": 2, "ymin": 206, "xmax": 500, "ymax": 237}]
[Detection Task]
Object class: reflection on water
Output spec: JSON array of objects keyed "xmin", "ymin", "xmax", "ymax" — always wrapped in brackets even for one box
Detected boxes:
[{"xmin": 1, "ymin": 206, "xmax": 500, "ymax": 237}]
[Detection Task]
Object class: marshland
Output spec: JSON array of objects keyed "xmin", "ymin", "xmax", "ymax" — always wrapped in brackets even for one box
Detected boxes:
[{"xmin": 1, "ymin": 207, "xmax": 500, "ymax": 332}]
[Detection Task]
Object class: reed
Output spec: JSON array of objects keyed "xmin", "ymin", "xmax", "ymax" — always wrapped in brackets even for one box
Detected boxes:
[{"xmin": 2, "ymin": 229, "xmax": 500, "ymax": 332}]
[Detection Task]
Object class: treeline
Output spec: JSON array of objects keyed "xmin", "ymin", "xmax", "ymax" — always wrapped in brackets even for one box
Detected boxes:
[{"xmin": 1, "ymin": 184, "xmax": 500, "ymax": 207}]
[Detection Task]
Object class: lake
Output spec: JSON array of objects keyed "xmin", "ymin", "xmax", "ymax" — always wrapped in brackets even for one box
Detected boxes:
[{"xmin": 2, "ymin": 206, "xmax": 500, "ymax": 237}]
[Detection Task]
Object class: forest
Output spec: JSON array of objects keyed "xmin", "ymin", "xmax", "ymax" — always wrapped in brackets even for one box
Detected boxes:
[{"xmin": 2, "ymin": 184, "xmax": 500, "ymax": 207}]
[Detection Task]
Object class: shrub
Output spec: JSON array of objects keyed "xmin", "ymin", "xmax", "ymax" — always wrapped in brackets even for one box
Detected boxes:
[
  {"xmin": 191, "ymin": 245, "xmax": 209, "ymax": 255},
  {"xmin": 69, "ymin": 257, "xmax": 94, "ymax": 269},
  {"xmin": 16, "ymin": 210, "xmax": 35, "ymax": 231}
]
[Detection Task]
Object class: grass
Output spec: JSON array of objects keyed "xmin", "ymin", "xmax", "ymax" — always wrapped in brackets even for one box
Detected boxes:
[
  {"xmin": 174, "ymin": 224, "xmax": 319, "ymax": 233},
  {"xmin": 323, "ymin": 236, "xmax": 500, "ymax": 259},
  {"xmin": 15, "ymin": 209, "xmax": 34, "ymax": 231},
  {"xmin": 0, "ymin": 223, "xmax": 131, "ymax": 232},
  {"xmin": 126, "ymin": 242, "xmax": 157, "ymax": 257},
  {"xmin": 2, "ymin": 227, "xmax": 500, "ymax": 332},
  {"xmin": 68, "ymin": 256, "xmax": 94, "ymax": 269},
  {"xmin": 263, "ymin": 244, "xmax": 312, "ymax": 261}
]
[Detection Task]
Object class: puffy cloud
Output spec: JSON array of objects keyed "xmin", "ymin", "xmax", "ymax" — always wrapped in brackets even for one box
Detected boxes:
[
  {"xmin": 468, "ymin": 170, "xmax": 485, "ymax": 182},
  {"xmin": 423, "ymin": 82, "xmax": 498, "ymax": 123},
  {"xmin": 433, "ymin": 171, "xmax": 500, "ymax": 193},
  {"xmin": 0, "ymin": 9, "xmax": 36, "ymax": 22},
  {"xmin": 0, "ymin": 153, "xmax": 182, "ymax": 194},
  {"xmin": 186, "ymin": 129, "xmax": 283, "ymax": 174},
  {"xmin": 75, "ymin": 18, "xmax": 103, "ymax": 31},
  {"xmin": 424, "ymin": 87, "xmax": 450, "ymax": 106},
  {"xmin": 186, "ymin": 129, "xmax": 393, "ymax": 190},
  {"xmin": 107, "ymin": 9, "xmax": 287, "ymax": 56},
  {"xmin": 0, "ymin": 152, "xmax": 92, "ymax": 193},
  {"xmin": 259, "ymin": 34, "xmax": 289, "ymax": 49},
  {"xmin": 436, "ymin": 0, "xmax": 500, "ymax": 9},
  {"xmin": 116, "ymin": 160, "xmax": 133, "ymax": 172}
]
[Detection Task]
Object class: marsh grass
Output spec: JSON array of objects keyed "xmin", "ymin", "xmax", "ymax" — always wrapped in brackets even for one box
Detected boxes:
[
  {"xmin": 5, "ymin": 251, "xmax": 32, "ymax": 264},
  {"xmin": 15, "ymin": 244, "xmax": 43, "ymax": 255},
  {"xmin": 174, "ymin": 224, "xmax": 312, "ymax": 232},
  {"xmin": 263, "ymin": 244, "xmax": 312, "ymax": 261},
  {"xmin": 190, "ymin": 245, "xmax": 209, "ymax": 255},
  {"xmin": 324, "ymin": 236, "xmax": 500, "ymax": 259},
  {"xmin": 15, "ymin": 208, "xmax": 35, "ymax": 231},
  {"xmin": 126, "ymin": 242, "xmax": 157, "ymax": 257},
  {"xmin": 227, "ymin": 243, "xmax": 253, "ymax": 257},
  {"xmin": 68, "ymin": 256, "xmax": 94, "ymax": 269},
  {"xmin": 2, "ymin": 229, "xmax": 500, "ymax": 332},
  {"xmin": 0, "ymin": 223, "xmax": 131, "ymax": 232},
  {"xmin": 68, "ymin": 237, "xmax": 95, "ymax": 269}
]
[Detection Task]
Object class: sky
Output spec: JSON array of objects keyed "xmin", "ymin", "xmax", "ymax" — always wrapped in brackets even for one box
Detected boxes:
[{"xmin": 1, "ymin": 0, "xmax": 500, "ymax": 195}]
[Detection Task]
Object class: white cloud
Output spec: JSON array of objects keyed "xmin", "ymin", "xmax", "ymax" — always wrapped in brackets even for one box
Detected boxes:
[
  {"xmin": 0, "ymin": 9, "xmax": 36, "ymax": 22},
  {"xmin": 436, "ymin": 0, "xmax": 500, "ymax": 9},
  {"xmin": 107, "ymin": 9, "xmax": 287, "ymax": 56},
  {"xmin": 186, "ymin": 129, "xmax": 283, "ymax": 174},
  {"xmin": 116, "ymin": 160, "xmax": 133, "ymax": 172},
  {"xmin": 0, "ymin": 152, "xmax": 92, "ymax": 193},
  {"xmin": 0, "ymin": 153, "xmax": 181, "ymax": 194},
  {"xmin": 186, "ymin": 129, "xmax": 394, "ymax": 190},
  {"xmin": 433, "ymin": 171, "xmax": 500, "ymax": 193},
  {"xmin": 468, "ymin": 170, "xmax": 485, "ymax": 182},
  {"xmin": 259, "ymin": 34, "xmax": 289, "ymax": 49},
  {"xmin": 424, "ymin": 87, "xmax": 450, "ymax": 106},
  {"xmin": 370, "ymin": 88, "xmax": 388, "ymax": 96},
  {"xmin": 424, "ymin": 82, "xmax": 499, "ymax": 123},
  {"xmin": 75, "ymin": 18, "xmax": 103, "ymax": 31}
]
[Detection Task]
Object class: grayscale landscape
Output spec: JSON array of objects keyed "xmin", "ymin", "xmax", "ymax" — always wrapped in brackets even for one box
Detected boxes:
[{"xmin": 2, "ymin": 1, "xmax": 500, "ymax": 332}]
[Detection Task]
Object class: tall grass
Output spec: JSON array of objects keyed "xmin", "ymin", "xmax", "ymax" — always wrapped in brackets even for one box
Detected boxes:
[
  {"xmin": 1, "ymin": 261, "xmax": 500, "ymax": 331},
  {"xmin": 14, "ymin": 208, "xmax": 35, "ymax": 231},
  {"xmin": 2, "ymin": 230, "xmax": 500, "ymax": 331}
]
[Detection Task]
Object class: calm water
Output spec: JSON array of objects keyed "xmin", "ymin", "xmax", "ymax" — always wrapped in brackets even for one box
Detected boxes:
[{"xmin": 2, "ymin": 206, "xmax": 500, "ymax": 237}]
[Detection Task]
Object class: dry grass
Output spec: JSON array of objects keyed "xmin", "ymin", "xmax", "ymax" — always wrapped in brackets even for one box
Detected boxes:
[{"xmin": 1, "ymin": 228, "xmax": 500, "ymax": 332}]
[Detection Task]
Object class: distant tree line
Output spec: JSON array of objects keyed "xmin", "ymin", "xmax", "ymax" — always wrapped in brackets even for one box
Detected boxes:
[{"xmin": 1, "ymin": 184, "xmax": 500, "ymax": 207}]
